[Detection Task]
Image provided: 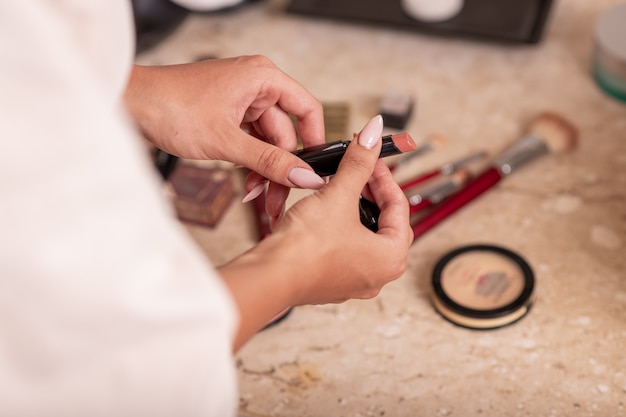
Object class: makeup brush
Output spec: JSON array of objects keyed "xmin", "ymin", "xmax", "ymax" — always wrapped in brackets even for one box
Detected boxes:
[
  {"xmin": 389, "ymin": 133, "xmax": 447, "ymax": 172},
  {"xmin": 400, "ymin": 150, "xmax": 487, "ymax": 191},
  {"xmin": 408, "ymin": 169, "xmax": 472, "ymax": 214},
  {"xmin": 411, "ymin": 112, "xmax": 578, "ymax": 241}
]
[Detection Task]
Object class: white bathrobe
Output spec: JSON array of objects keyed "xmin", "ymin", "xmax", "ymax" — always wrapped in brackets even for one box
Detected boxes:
[{"xmin": 0, "ymin": 2, "xmax": 238, "ymax": 416}]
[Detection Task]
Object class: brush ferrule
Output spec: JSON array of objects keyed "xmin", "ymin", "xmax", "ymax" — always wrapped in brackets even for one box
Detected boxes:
[
  {"xmin": 429, "ymin": 182, "xmax": 464, "ymax": 204},
  {"xmin": 408, "ymin": 177, "xmax": 461, "ymax": 205},
  {"xmin": 440, "ymin": 151, "xmax": 487, "ymax": 175},
  {"xmin": 493, "ymin": 134, "xmax": 549, "ymax": 176}
]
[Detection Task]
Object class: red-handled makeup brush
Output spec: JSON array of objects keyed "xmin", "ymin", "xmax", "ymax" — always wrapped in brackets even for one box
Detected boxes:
[
  {"xmin": 408, "ymin": 169, "xmax": 472, "ymax": 214},
  {"xmin": 400, "ymin": 150, "xmax": 487, "ymax": 192},
  {"xmin": 411, "ymin": 112, "xmax": 578, "ymax": 241}
]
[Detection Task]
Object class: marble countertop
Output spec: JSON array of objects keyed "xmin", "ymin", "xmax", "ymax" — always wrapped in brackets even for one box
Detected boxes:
[{"xmin": 137, "ymin": 0, "xmax": 626, "ymax": 415}]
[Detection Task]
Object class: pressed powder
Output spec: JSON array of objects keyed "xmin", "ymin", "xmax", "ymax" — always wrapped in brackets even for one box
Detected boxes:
[{"xmin": 431, "ymin": 244, "xmax": 534, "ymax": 329}]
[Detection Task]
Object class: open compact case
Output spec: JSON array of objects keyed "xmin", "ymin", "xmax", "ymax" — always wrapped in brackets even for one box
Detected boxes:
[{"xmin": 430, "ymin": 244, "xmax": 535, "ymax": 329}]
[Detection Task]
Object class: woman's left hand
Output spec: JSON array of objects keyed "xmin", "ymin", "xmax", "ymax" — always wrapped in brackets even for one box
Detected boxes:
[{"xmin": 124, "ymin": 55, "xmax": 327, "ymax": 223}]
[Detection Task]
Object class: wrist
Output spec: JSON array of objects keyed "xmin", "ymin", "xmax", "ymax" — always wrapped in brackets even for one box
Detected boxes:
[
  {"xmin": 217, "ymin": 234, "xmax": 307, "ymax": 349},
  {"xmin": 123, "ymin": 65, "xmax": 161, "ymax": 142}
]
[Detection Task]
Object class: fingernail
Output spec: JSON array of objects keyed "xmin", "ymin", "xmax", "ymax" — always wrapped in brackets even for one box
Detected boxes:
[
  {"xmin": 288, "ymin": 167, "xmax": 325, "ymax": 189},
  {"xmin": 241, "ymin": 182, "xmax": 265, "ymax": 203},
  {"xmin": 358, "ymin": 115, "xmax": 384, "ymax": 149}
]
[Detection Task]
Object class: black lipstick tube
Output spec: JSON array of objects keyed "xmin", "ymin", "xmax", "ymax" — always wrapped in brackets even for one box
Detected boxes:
[
  {"xmin": 293, "ymin": 136, "xmax": 407, "ymax": 232},
  {"xmin": 293, "ymin": 135, "xmax": 405, "ymax": 177}
]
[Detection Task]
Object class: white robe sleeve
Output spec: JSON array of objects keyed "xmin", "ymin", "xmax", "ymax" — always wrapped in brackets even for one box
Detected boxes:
[{"xmin": 0, "ymin": 2, "xmax": 239, "ymax": 416}]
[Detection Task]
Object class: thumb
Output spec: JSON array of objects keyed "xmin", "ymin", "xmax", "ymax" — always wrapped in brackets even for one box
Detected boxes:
[{"xmin": 330, "ymin": 115, "xmax": 384, "ymax": 197}]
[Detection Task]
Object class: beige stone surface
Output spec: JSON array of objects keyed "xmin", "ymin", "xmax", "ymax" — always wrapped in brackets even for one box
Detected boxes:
[{"xmin": 137, "ymin": 0, "xmax": 626, "ymax": 415}]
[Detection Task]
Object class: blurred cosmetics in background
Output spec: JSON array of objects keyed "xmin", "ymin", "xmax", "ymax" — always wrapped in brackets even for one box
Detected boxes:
[{"xmin": 593, "ymin": 2, "xmax": 626, "ymax": 103}]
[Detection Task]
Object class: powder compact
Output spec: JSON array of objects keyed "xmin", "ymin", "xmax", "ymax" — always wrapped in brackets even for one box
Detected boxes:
[{"xmin": 430, "ymin": 244, "xmax": 535, "ymax": 329}]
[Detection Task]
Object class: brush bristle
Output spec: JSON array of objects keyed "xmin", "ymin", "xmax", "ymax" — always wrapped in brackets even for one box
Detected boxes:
[
  {"xmin": 450, "ymin": 169, "xmax": 471, "ymax": 185},
  {"xmin": 528, "ymin": 112, "xmax": 578, "ymax": 153}
]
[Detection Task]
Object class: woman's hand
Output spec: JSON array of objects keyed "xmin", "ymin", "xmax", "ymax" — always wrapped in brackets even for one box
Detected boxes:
[
  {"xmin": 124, "ymin": 55, "xmax": 327, "ymax": 223},
  {"xmin": 272, "ymin": 115, "xmax": 413, "ymax": 304},
  {"xmin": 218, "ymin": 116, "xmax": 413, "ymax": 350}
]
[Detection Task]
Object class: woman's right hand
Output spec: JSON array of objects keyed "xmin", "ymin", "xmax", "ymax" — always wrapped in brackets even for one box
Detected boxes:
[{"xmin": 218, "ymin": 115, "xmax": 413, "ymax": 349}]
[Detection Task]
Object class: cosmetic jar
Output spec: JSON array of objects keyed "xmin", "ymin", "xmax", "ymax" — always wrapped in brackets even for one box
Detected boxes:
[
  {"xmin": 430, "ymin": 244, "xmax": 535, "ymax": 329},
  {"xmin": 401, "ymin": 0, "xmax": 464, "ymax": 22},
  {"xmin": 593, "ymin": 2, "xmax": 626, "ymax": 103}
]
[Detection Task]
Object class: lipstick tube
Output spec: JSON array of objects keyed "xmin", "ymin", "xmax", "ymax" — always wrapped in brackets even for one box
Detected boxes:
[
  {"xmin": 294, "ymin": 133, "xmax": 415, "ymax": 177},
  {"xmin": 294, "ymin": 132, "xmax": 416, "ymax": 232}
]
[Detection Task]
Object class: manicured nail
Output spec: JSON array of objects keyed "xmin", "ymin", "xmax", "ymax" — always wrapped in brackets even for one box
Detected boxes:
[
  {"xmin": 288, "ymin": 167, "xmax": 325, "ymax": 189},
  {"xmin": 358, "ymin": 115, "xmax": 383, "ymax": 149},
  {"xmin": 241, "ymin": 182, "xmax": 265, "ymax": 203}
]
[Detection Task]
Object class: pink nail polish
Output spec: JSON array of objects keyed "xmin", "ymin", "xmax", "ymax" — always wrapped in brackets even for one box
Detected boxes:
[
  {"xmin": 358, "ymin": 115, "xmax": 384, "ymax": 149},
  {"xmin": 288, "ymin": 167, "xmax": 325, "ymax": 189},
  {"xmin": 241, "ymin": 182, "xmax": 265, "ymax": 203}
]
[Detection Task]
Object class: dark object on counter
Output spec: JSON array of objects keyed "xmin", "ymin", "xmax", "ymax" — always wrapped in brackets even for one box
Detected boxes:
[
  {"xmin": 167, "ymin": 163, "xmax": 235, "ymax": 227},
  {"xmin": 262, "ymin": 308, "xmax": 293, "ymax": 329},
  {"xmin": 153, "ymin": 148, "xmax": 180, "ymax": 180},
  {"xmin": 132, "ymin": 0, "xmax": 265, "ymax": 53},
  {"xmin": 380, "ymin": 91, "xmax": 414, "ymax": 130},
  {"xmin": 287, "ymin": 0, "xmax": 554, "ymax": 44},
  {"xmin": 132, "ymin": 0, "xmax": 190, "ymax": 53}
]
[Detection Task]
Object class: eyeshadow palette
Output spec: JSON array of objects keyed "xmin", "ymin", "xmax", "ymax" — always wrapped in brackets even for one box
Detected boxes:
[{"xmin": 167, "ymin": 163, "xmax": 234, "ymax": 228}]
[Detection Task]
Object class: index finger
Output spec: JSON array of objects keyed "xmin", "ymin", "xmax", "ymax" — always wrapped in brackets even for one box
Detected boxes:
[{"xmin": 263, "ymin": 73, "xmax": 326, "ymax": 148}]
